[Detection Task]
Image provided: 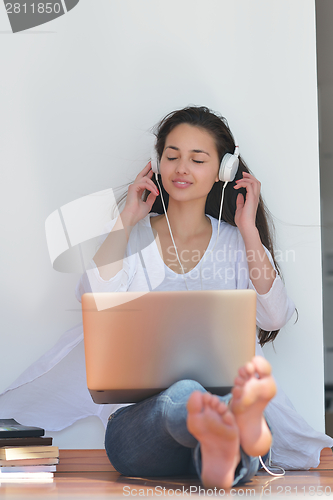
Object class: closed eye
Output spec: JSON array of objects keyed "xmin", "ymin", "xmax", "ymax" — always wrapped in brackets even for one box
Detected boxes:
[{"xmin": 166, "ymin": 157, "xmax": 205, "ymax": 164}]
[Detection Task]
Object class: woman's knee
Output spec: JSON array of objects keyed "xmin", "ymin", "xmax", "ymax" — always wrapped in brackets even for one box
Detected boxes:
[{"xmin": 163, "ymin": 379, "xmax": 206, "ymax": 402}]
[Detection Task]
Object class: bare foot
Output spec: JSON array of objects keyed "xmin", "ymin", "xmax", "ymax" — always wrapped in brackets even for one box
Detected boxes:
[
  {"xmin": 187, "ymin": 391, "xmax": 240, "ymax": 489},
  {"xmin": 230, "ymin": 356, "xmax": 276, "ymax": 457}
]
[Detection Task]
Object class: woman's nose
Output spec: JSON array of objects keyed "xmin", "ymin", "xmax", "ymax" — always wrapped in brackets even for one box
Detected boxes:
[{"xmin": 175, "ymin": 158, "xmax": 189, "ymax": 174}]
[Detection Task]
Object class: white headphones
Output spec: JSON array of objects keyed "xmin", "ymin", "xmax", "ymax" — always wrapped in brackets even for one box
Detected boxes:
[
  {"xmin": 151, "ymin": 140, "xmax": 239, "ymax": 183},
  {"xmin": 218, "ymin": 143, "xmax": 239, "ymax": 182}
]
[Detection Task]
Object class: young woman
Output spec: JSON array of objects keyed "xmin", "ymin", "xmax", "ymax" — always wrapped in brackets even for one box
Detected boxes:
[{"xmin": 76, "ymin": 106, "xmax": 296, "ymax": 487}]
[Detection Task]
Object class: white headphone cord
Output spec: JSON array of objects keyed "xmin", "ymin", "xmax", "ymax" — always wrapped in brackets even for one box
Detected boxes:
[
  {"xmin": 199, "ymin": 181, "xmax": 228, "ymax": 290},
  {"xmin": 154, "ymin": 175, "xmax": 228, "ymax": 291},
  {"xmin": 258, "ymin": 450, "xmax": 285, "ymax": 477},
  {"xmin": 155, "ymin": 175, "xmax": 189, "ymax": 290}
]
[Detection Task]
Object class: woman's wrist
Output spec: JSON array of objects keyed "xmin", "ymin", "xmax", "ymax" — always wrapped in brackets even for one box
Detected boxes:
[
  {"xmin": 237, "ymin": 224, "xmax": 259, "ymax": 246},
  {"xmin": 119, "ymin": 208, "xmax": 141, "ymax": 229}
]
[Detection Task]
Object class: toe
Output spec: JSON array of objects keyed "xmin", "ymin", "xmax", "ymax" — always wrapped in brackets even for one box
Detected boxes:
[
  {"xmin": 244, "ymin": 361, "xmax": 256, "ymax": 377},
  {"xmin": 252, "ymin": 356, "xmax": 272, "ymax": 377},
  {"xmin": 234, "ymin": 376, "xmax": 245, "ymax": 387},
  {"xmin": 187, "ymin": 391, "xmax": 204, "ymax": 413},
  {"xmin": 209, "ymin": 395, "xmax": 220, "ymax": 410},
  {"xmin": 238, "ymin": 366, "xmax": 250, "ymax": 380},
  {"xmin": 203, "ymin": 392, "xmax": 212, "ymax": 406},
  {"xmin": 231, "ymin": 386, "xmax": 242, "ymax": 400},
  {"xmin": 222, "ymin": 410, "xmax": 236, "ymax": 427},
  {"xmin": 217, "ymin": 401, "xmax": 228, "ymax": 416}
]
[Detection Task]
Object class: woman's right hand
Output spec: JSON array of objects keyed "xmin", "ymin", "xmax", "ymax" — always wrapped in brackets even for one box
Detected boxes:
[{"xmin": 121, "ymin": 162, "xmax": 159, "ymax": 225}]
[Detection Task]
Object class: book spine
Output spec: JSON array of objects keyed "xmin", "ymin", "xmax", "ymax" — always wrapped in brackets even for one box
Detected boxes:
[
  {"xmin": 0, "ymin": 465, "xmax": 56, "ymax": 473},
  {"xmin": 0, "ymin": 472, "xmax": 53, "ymax": 479},
  {"xmin": 2, "ymin": 447, "xmax": 59, "ymax": 460}
]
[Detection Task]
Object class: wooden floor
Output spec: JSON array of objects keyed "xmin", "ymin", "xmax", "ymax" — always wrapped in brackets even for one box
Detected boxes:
[{"xmin": 1, "ymin": 448, "xmax": 332, "ymax": 498}]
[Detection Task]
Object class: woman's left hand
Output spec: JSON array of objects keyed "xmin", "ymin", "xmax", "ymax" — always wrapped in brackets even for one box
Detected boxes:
[{"xmin": 233, "ymin": 172, "xmax": 261, "ymax": 236}]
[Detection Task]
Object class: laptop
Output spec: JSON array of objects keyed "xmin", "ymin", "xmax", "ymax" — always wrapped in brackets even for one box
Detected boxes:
[{"xmin": 82, "ymin": 290, "xmax": 257, "ymax": 404}]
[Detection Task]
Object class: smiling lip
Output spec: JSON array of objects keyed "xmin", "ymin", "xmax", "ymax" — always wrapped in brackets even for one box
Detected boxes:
[{"xmin": 172, "ymin": 179, "xmax": 192, "ymax": 188}]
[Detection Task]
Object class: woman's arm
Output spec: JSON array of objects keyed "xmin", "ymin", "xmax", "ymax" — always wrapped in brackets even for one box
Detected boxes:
[
  {"xmin": 75, "ymin": 162, "xmax": 159, "ymax": 301},
  {"xmin": 92, "ymin": 211, "xmax": 136, "ymax": 281},
  {"xmin": 233, "ymin": 172, "xmax": 295, "ymax": 330},
  {"xmin": 240, "ymin": 227, "xmax": 276, "ymax": 295},
  {"xmin": 93, "ymin": 162, "xmax": 159, "ymax": 281},
  {"xmin": 74, "ymin": 213, "xmax": 136, "ymax": 301},
  {"xmin": 234, "ymin": 172, "xmax": 275, "ymax": 295}
]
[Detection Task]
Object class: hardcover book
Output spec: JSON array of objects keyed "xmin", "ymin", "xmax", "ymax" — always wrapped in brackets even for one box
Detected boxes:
[
  {"xmin": 0, "ymin": 437, "xmax": 52, "ymax": 447},
  {"xmin": 0, "ymin": 446, "xmax": 59, "ymax": 461},
  {"xmin": 0, "ymin": 419, "xmax": 44, "ymax": 439}
]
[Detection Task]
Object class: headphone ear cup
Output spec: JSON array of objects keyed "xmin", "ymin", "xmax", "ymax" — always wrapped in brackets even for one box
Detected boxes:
[
  {"xmin": 219, "ymin": 154, "xmax": 239, "ymax": 182},
  {"xmin": 151, "ymin": 150, "xmax": 160, "ymax": 175}
]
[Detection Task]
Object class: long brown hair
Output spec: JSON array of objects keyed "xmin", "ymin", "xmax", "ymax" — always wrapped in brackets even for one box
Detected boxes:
[{"xmin": 144, "ymin": 106, "xmax": 282, "ymax": 346}]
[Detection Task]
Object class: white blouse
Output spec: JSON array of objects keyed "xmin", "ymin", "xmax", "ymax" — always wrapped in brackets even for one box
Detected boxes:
[{"xmin": 76, "ymin": 213, "xmax": 295, "ymax": 333}]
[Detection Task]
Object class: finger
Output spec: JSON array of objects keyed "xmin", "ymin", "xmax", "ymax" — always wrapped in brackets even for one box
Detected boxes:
[
  {"xmin": 241, "ymin": 172, "xmax": 260, "ymax": 182},
  {"xmin": 135, "ymin": 176, "xmax": 159, "ymax": 194},
  {"xmin": 235, "ymin": 177, "xmax": 259, "ymax": 186},
  {"xmin": 237, "ymin": 174, "xmax": 261, "ymax": 189},
  {"xmin": 234, "ymin": 180, "xmax": 254, "ymax": 190},
  {"xmin": 145, "ymin": 191, "xmax": 157, "ymax": 210},
  {"xmin": 129, "ymin": 179, "xmax": 159, "ymax": 198},
  {"xmin": 235, "ymin": 184, "xmax": 258, "ymax": 208},
  {"xmin": 234, "ymin": 178, "xmax": 260, "ymax": 194},
  {"xmin": 144, "ymin": 178, "xmax": 159, "ymax": 195},
  {"xmin": 236, "ymin": 192, "xmax": 245, "ymax": 209},
  {"xmin": 137, "ymin": 162, "xmax": 153, "ymax": 179}
]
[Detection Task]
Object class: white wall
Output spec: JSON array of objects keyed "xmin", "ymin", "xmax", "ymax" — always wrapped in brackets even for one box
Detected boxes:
[
  {"xmin": 316, "ymin": 0, "xmax": 333, "ymax": 389},
  {"xmin": 0, "ymin": 0, "xmax": 324, "ymax": 448}
]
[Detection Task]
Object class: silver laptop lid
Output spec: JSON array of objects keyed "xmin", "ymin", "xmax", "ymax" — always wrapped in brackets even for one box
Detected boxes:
[{"xmin": 82, "ymin": 290, "xmax": 256, "ymax": 404}]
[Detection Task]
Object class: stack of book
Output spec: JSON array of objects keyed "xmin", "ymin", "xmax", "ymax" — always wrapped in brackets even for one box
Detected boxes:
[{"xmin": 0, "ymin": 419, "xmax": 58, "ymax": 481}]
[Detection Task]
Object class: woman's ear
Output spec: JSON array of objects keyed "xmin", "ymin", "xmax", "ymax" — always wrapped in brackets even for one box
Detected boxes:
[{"xmin": 215, "ymin": 166, "xmax": 220, "ymax": 183}]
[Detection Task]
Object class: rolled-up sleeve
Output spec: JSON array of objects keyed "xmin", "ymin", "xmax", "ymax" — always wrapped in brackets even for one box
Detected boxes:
[
  {"xmin": 248, "ymin": 273, "xmax": 295, "ymax": 331},
  {"xmin": 74, "ymin": 218, "xmax": 137, "ymax": 302},
  {"xmin": 75, "ymin": 253, "xmax": 136, "ymax": 302},
  {"xmin": 236, "ymin": 232, "xmax": 295, "ymax": 331}
]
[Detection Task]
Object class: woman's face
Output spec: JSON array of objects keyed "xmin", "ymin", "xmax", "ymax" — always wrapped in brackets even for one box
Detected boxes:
[{"xmin": 159, "ymin": 123, "xmax": 220, "ymax": 203}]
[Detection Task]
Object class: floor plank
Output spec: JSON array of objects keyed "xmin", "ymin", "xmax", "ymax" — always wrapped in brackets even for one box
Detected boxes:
[
  {"xmin": 2, "ymin": 470, "xmax": 333, "ymax": 498},
  {"xmin": 57, "ymin": 449, "xmax": 115, "ymax": 472},
  {"xmin": 310, "ymin": 447, "xmax": 333, "ymax": 470},
  {"xmin": 56, "ymin": 447, "xmax": 333, "ymax": 473},
  {"xmin": 0, "ymin": 448, "xmax": 332, "ymax": 498}
]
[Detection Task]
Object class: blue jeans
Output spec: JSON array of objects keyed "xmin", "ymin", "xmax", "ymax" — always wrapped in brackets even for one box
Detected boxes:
[{"xmin": 105, "ymin": 380, "xmax": 263, "ymax": 487}]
